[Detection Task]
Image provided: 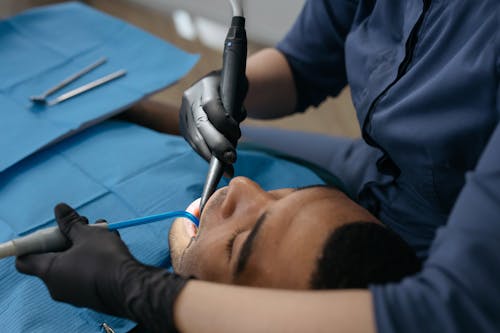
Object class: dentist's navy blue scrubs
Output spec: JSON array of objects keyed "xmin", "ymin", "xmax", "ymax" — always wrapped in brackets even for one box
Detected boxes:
[{"xmin": 262, "ymin": 0, "xmax": 499, "ymax": 332}]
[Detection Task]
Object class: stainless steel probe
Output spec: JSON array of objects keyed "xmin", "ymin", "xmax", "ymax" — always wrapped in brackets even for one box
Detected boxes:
[
  {"xmin": 30, "ymin": 57, "xmax": 107, "ymax": 104},
  {"xmin": 47, "ymin": 69, "xmax": 127, "ymax": 106}
]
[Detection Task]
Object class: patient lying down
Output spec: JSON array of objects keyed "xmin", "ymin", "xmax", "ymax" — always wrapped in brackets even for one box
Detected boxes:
[{"xmin": 169, "ymin": 176, "xmax": 420, "ymax": 290}]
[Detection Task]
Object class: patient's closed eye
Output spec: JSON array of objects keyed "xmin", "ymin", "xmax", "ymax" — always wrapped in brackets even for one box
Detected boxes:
[{"xmin": 226, "ymin": 229, "xmax": 242, "ymax": 260}]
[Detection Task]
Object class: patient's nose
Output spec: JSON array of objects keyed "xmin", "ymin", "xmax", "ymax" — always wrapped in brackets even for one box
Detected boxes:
[{"xmin": 220, "ymin": 177, "xmax": 270, "ymax": 219}]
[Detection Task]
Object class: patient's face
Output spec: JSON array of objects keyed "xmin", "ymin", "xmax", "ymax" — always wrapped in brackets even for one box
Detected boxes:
[{"xmin": 169, "ymin": 177, "xmax": 379, "ymax": 289}]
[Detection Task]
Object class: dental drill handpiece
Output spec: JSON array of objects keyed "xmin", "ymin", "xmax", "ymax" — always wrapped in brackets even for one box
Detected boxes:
[{"xmin": 199, "ymin": 0, "xmax": 247, "ymax": 213}]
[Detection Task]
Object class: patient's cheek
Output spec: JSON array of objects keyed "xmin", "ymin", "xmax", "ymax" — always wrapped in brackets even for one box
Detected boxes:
[{"xmin": 183, "ymin": 243, "xmax": 232, "ymax": 283}]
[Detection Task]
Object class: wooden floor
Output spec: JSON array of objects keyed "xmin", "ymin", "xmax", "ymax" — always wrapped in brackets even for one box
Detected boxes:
[{"xmin": 1, "ymin": 0, "xmax": 360, "ymax": 137}]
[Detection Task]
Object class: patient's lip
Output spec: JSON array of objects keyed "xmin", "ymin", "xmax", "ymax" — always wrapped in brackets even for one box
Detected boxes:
[{"xmin": 184, "ymin": 198, "xmax": 201, "ymax": 237}]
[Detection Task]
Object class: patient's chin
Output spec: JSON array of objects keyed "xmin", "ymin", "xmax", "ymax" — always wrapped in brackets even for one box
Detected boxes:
[{"xmin": 169, "ymin": 218, "xmax": 193, "ymax": 271}]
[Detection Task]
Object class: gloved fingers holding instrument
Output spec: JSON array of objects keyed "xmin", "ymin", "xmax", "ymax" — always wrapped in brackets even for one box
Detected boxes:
[
  {"xmin": 16, "ymin": 203, "xmax": 189, "ymax": 333},
  {"xmin": 179, "ymin": 70, "xmax": 248, "ymax": 166}
]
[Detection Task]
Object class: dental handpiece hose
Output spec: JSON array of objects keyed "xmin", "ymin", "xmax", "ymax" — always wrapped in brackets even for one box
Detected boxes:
[
  {"xmin": 200, "ymin": 9, "xmax": 248, "ymax": 213},
  {"xmin": 0, "ymin": 211, "xmax": 199, "ymax": 259}
]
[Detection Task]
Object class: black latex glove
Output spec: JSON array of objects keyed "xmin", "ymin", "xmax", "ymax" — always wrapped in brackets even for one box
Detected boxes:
[
  {"xmin": 15, "ymin": 203, "xmax": 189, "ymax": 333},
  {"xmin": 179, "ymin": 70, "xmax": 248, "ymax": 166}
]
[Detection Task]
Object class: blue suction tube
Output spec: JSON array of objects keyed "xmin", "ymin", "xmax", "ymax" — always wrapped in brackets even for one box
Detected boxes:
[{"xmin": 108, "ymin": 211, "xmax": 200, "ymax": 230}]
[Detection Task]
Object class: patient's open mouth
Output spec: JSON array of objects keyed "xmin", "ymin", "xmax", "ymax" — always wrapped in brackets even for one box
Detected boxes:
[{"xmin": 184, "ymin": 198, "xmax": 201, "ymax": 237}]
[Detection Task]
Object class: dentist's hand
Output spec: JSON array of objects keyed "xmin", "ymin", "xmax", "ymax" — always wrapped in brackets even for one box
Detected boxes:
[
  {"xmin": 179, "ymin": 70, "xmax": 248, "ymax": 165},
  {"xmin": 16, "ymin": 203, "xmax": 189, "ymax": 333}
]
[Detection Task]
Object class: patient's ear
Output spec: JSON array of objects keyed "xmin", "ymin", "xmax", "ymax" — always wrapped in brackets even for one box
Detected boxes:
[{"xmin": 310, "ymin": 222, "xmax": 421, "ymax": 290}]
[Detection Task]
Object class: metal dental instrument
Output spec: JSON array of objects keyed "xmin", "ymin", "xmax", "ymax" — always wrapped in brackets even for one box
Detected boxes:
[
  {"xmin": 0, "ymin": 210, "xmax": 199, "ymax": 259},
  {"xmin": 30, "ymin": 57, "xmax": 107, "ymax": 104},
  {"xmin": 199, "ymin": 0, "xmax": 247, "ymax": 213},
  {"xmin": 200, "ymin": 157, "xmax": 226, "ymax": 212},
  {"xmin": 47, "ymin": 69, "xmax": 127, "ymax": 106}
]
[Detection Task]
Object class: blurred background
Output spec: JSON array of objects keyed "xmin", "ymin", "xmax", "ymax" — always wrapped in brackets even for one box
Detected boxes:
[{"xmin": 1, "ymin": 0, "xmax": 360, "ymax": 137}]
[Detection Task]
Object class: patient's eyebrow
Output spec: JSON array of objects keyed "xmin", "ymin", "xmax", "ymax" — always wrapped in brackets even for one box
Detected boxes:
[{"xmin": 234, "ymin": 212, "xmax": 267, "ymax": 278}]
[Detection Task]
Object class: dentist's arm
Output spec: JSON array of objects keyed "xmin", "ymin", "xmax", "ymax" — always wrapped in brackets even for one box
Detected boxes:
[
  {"xmin": 244, "ymin": 48, "xmax": 298, "ymax": 119},
  {"xmin": 175, "ymin": 281, "xmax": 375, "ymax": 333}
]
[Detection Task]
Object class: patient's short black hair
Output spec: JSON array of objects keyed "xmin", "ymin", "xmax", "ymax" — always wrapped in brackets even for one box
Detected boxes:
[{"xmin": 310, "ymin": 222, "xmax": 421, "ymax": 289}]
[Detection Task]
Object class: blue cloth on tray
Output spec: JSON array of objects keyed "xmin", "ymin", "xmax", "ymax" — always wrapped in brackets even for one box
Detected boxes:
[
  {"xmin": 0, "ymin": 120, "xmax": 325, "ymax": 332},
  {"xmin": 0, "ymin": 2, "xmax": 198, "ymax": 172}
]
